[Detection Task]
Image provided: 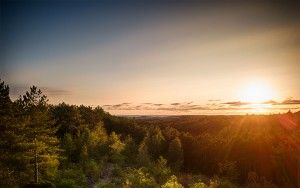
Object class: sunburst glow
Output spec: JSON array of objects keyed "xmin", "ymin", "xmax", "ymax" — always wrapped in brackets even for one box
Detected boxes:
[{"xmin": 240, "ymin": 82, "xmax": 275, "ymax": 103}]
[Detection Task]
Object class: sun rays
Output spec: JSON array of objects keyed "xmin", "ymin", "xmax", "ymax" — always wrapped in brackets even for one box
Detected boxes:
[{"xmin": 240, "ymin": 81, "xmax": 275, "ymax": 103}]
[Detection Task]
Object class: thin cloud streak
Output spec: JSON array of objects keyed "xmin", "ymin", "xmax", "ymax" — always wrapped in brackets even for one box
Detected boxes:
[
  {"xmin": 9, "ymin": 84, "xmax": 71, "ymax": 98},
  {"xmin": 281, "ymin": 99, "xmax": 300, "ymax": 105},
  {"xmin": 102, "ymin": 99, "xmax": 300, "ymax": 114},
  {"xmin": 222, "ymin": 101, "xmax": 251, "ymax": 106},
  {"xmin": 222, "ymin": 99, "xmax": 300, "ymax": 106}
]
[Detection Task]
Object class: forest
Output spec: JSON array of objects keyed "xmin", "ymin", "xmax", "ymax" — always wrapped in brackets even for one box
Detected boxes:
[{"xmin": 1, "ymin": 80, "xmax": 300, "ymax": 188}]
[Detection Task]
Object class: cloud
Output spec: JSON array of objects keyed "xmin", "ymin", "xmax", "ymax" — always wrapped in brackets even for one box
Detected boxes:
[
  {"xmin": 142, "ymin": 103, "xmax": 153, "ymax": 105},
  {"xmin": 262, "ymin": 100, "xmax": 278, "ymax": 105},
  {"xmin": 111, "ymin": 103, "xmax": 131, "ymax": 108},
  {"xmin": 44, "ymin": 88, "xmax": 71, "ymax": 96},
  {"xmin": 261, "ymin": 99, "xmax": 300, "ymax": 105},
  {"xmin": 281, "ymin": 99, "xmax": 300, "ymax": 105},
  {"xmin": 222, "ymin": 99, "xmax": 300, "ymax": 106},
  {"xmin": 222, "ymin": 101, "xmax": 250, "ymax": 106},
  {"xmin": 102, "ymin": 102, "xmax": 266, "ymax": 112},
  {"xmin": 121, "ymin": 102, "xmax": 131, "ymax": 105},
  {"xmin": 9, "ymin": 84, "xmax": 70, "ymax": 97},
  {"xmin": 208, "ymin": 99, "xmax": 221, "ymax": 102},
  {"xmin": 102, "ymin": 102, "xmax": 209, "ymax": 112},
  {"xmin": 102, "ymin": 98, "xmax": 300, "ymax": 114}
]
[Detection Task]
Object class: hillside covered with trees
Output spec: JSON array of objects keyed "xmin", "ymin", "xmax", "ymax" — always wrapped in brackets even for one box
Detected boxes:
[{"xmin": 1, "ymin": 80, "xmax": 299, "ymax": 188}]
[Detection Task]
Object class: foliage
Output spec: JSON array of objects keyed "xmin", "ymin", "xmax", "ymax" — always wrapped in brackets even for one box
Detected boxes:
[
  {"xmin": 189, "ymin": 182, "xmax": 208, "ymax": 188},
  {"xmin": 167, "ymin": 137, "xmax": 184, "ymax": 171},
  {"xmin": 150, "ymin": 156, "xmax": 172, "ymax": 184},
  {"xmin": 136, "ymin": 136, "xmax": 152, "ymax": 167},
  {"xmin": 54, "ymin": 165, "xmax": 87, "ymax": 188},
  {"xmin": 208, "ymin": 178, "xmax": 238, "ymax": 188},
  {"xmin": 123, "ymin": 168, "xmax": 158, "ymax": 188},
  {"xmin": 0, "ymin": 83, "xmax": 59, "ymax": 186},
  {"xmin": 162, "ymin": 175, "xmax": 184, "ymax": 188},
  {"xmin": 217, "ymin": 161, "xmax": 239, "ymax": 183},
  {"xmin": 16, "ymin": 86, "xmax": 60, "ymax": 183}
]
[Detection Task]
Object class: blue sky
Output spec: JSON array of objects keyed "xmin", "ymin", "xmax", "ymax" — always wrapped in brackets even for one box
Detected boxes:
[{"xmin": 1, "ymin": 1, "xmax": 299, "ymax": 115}]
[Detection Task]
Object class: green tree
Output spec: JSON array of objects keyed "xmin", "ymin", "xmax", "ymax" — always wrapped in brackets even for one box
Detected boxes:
[
  {"xmin": 122, "ymin": 135, "xmax": 138, "ymax": 165},
  {"xmin": 0, "ymin": 80, "xmax": 11, "ymax": 116},
  {"xmin": 136, "ymin": 136, "xmax": 152, "ymax": 167},
  {"xmin": 51, "ymin": 103, "xmax": 82, "ymax": 138},
  {"xmin": 78, "ymin": 105, "xmax": 105, "ymax": 129},
  {"xmin": 168, "ymin": 137, "xmax": 184, "ymax": 171},
  {"xmin": 61, "ymin": 133, "xmax": 74, "ymax": 163},
  {"xmin": 89, "ymin": 122, "xmax": 108, "ymax": 159},
  {"xmin": 77, "ymin": 127, "xmax": 91, "ymax": 162},
  {"xmin": 150, "ymin": 156, "xmax": 171, "ymax": 184},
  {"xmin": 16, "ymin": 86, "xmax": 59, "ymax": 184},
  {"xmin": 108, "ymin": 132, "xmax": 125, "ymax": 164},
  {"xmin": 147, "ymin": 128, "xmax": 166, "ymax": 159},
  {"xmin": 0, "ymin": 80, "xmax": 24, "ymax": 186}
]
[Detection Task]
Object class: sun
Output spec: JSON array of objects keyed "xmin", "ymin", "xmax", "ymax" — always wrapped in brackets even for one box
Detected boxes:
[{"xmin": 240, "ymin": 82, "xmax": 274, "ymax": 103}]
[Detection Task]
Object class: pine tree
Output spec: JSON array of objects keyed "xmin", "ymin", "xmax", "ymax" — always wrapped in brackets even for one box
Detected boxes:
[
  {"xmin": 150, "ymin": 156, "xmax": 171, "ymax": 184},
  {"xmin": 136, "ymin": 136, "xmax": 151, "ymax": 167},
  {"xmin": 0, "ymin": 81, "xmax": 34, "ymax": 186},
  {"xmin": 167, "ymin": 137, "xmax": 183, "ymax": 171},
  {"xmin": 77, "ymin": 127, "xmax": 91, "ymax": 162},
  {"xmin": 16, "ymin": 86, "xmax": 59, "ymax": 184},
  {"xmin": 89, "ymin": 122, "xmax": 108, "ymax": 159},
  {"xmin": 0, "ymin": 80, "xmax": 11, "ymax": 116},
  {"xmin": 108, "ymin": 132, "xmax": 125, "ymax": 164},
  {"xmin": 0, "ymin": 80, "xmax": 23, "ymax": 186},
  {"xmin": 146, "ymin": 128, "xmax": 165, "ymax": 159},
  {"xmin": 62, "ymin": 133, "xmax": 74, "ymax": 163},
  {"xmin": 123, "ymin": 135, "xmax": 138, "ymax": 165}
]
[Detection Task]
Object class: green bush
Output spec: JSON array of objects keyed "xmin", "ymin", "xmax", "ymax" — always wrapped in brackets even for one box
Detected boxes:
[
  {"xmin": 162, "ymin": 175, "xmax": 184, "ymax": 188},
  {"xmin": 189, "ymin": 182, "xmax": 208, "ymax": 188},
  {"xmin": 54, "ymin": 166, "xmax": 87, "ymax": 188},
  {"xmin": 123, "ymin": 168, "xmax": 158, "ymax": 188}
]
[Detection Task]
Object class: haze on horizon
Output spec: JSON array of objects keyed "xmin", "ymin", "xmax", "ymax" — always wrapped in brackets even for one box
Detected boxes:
[{"xmin": 1, "ymin": 1, "xmax": 300, "ymax": 115}]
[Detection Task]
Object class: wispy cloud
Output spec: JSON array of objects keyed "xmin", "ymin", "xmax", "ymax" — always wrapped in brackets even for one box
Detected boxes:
[
  {"xmin": 280, "ymin": 99, "xmax": 300, "ymax": 105},
  {"xmin": 222, "ymin": 99, "xmax": 300, "ymax": 106},
  {"xmin": 208, "ymin": 99, "xmax": 221, "ymax": 102},
  {"xmin": 44, "ymin": 88, "xmax": 71, "ymax": 96},
  {"xmin": 262, "ymin": 100, "xmax": 278, "ymax": 105},
  {"xmin": 102, "ymin": 99, "xmax": 300, "ymax": 114},
  {"xmin": 9, "ymin": 84, "xmax": 71, "ymax": 97},
  {"xmin": 102, "ymin": 102, "xmax": 209, "ymax": 112},
  {"xmin": 222, "ymin": 101, "xmax": 250, "ymax": 106}
]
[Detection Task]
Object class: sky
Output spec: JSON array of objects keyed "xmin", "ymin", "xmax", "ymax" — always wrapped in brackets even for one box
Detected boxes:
[{"xmin": 1, "ymin": 1, "xmax": 300, "ymax": 115}]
